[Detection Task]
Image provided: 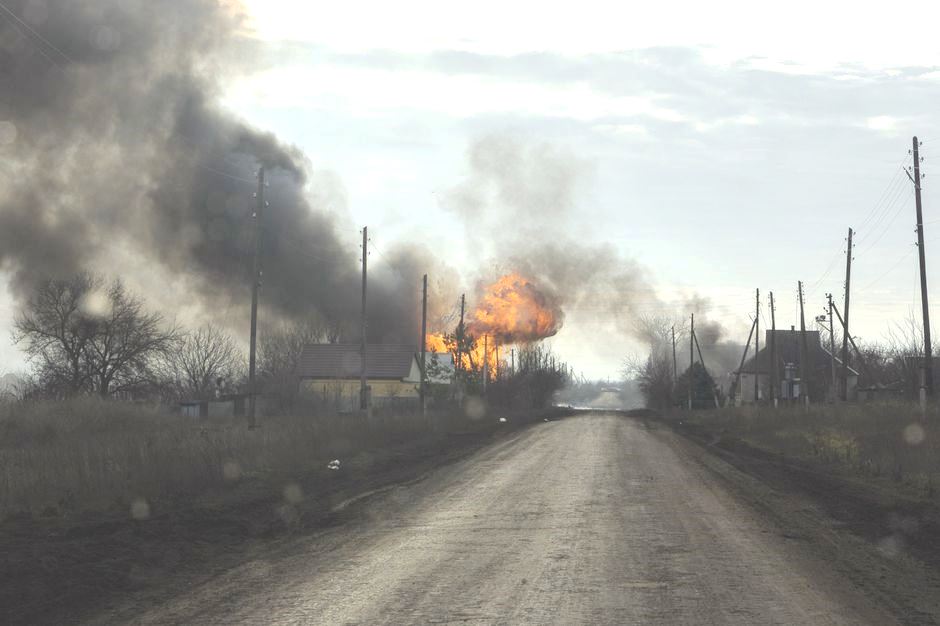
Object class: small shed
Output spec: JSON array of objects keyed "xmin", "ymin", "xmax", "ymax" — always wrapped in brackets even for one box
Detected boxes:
[{"xmin": 179, "ymin": 394, "xmax": 248, "ymax": 418}]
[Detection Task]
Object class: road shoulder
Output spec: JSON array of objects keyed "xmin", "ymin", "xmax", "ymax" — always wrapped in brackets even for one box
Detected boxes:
[{"xmin": 650, "ymin": 416, "xmax": 940, "ymax": 624}]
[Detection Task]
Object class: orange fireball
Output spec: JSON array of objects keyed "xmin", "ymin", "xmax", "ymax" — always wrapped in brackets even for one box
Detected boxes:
[
  {"xmin": 468, "ymin": 273, "xmax": 563, "ymax": 344},
  {"xmin": 425, "ymin": 273, "xmax": 562, "ymax": 379}
]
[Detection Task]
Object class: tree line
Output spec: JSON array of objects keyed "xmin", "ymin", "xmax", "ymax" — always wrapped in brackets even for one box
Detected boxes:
[
  {"xmin": 10, "ymin": 273, "xmax": 335, "ymax": 405},
  {"xmin": 626, "ymin": 312, "xmax": 936, "ymax": 410}
]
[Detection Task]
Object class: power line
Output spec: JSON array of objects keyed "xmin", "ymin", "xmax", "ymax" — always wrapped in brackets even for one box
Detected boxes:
[
  {"xmin": 806, "ymin": 246, "xmax": 844, "ymax": 295},
  {"xmin": 860, "ymin": 246, "xmax": 915, "ymax": 291},
  {"xmin": 198, "ymin": 163, "xmax": 259, "ymax": 186},
  {"xmin": 856, "ymin": 188, "xmax": 914, "ymax": 256},
  {"xmin": 0, "ymin": 1, "xmax": 73, "ymax": 67},
  {"xmin": 258, "ymin": 223, "xmax": 332, "ymax": 265},
  {"xmin": 856, "ymin": 177, "xmax": 910, "ymax": 248},
  {"xmin": 856, "ymin": 154, "xmax": 912, "ymax": 239}
]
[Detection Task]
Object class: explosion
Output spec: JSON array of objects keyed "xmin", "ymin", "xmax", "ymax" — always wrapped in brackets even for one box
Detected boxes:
[
  {"xmin": 468, "ymin": 273, "xmax": 563, "ymax": 343},
  {"xmin": 426, "ymin": 273, "xmax": 563, "ymax": 377}
]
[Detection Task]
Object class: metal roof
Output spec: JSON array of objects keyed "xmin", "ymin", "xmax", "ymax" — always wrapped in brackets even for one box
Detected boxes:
[
  {"xmin": 297, "ymin": 343, "xmax": 418, "ymax": 380},
  {"xmin": 739, "ymin": 330, "xmax": 859, "ymax": 377}
]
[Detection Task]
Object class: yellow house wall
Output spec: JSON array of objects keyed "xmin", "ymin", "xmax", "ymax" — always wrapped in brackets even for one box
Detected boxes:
[{"xmin": 302, "ymin": 379, "xmax": 419, "ymax": 398}]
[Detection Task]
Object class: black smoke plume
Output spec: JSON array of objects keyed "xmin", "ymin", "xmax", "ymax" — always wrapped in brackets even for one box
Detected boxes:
[{"xmin": 0, "ymin": 0, "xmax": 422, "ymax": 343}]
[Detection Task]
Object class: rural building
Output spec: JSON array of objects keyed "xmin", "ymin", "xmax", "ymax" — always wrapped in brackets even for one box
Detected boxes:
[
  {"xmin": 297, "ymin": 343, "xmax": 422, "ymax": 411},
  {"xmin": 737, "ymin": 329, "xmax": 859, "ymax": 404}
]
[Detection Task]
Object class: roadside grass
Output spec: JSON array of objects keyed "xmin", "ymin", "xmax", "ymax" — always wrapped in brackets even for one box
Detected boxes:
[
  {"xmin": 683, "ymin": 402, "xmax": 940, "ymax": 498},
  {"xmin": 0, "ymin": 397, "xmax": 502, "ymax": 521}
]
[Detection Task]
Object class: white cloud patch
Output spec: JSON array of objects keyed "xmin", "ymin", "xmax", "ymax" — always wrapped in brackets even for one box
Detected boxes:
[
  {"xmin": 866, "ymin": 115, "xmax": 899, "ymax": 132},
  {"xmin": 224, "ymin": 64, "xmax": 687, "ymax": 124}
]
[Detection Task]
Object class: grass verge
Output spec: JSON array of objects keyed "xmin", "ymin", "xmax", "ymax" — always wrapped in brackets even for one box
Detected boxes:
[
  {"xmin": 672, "ymin": 402, "xmax": 940, "ymax": 498},
  {"xmin": 0, "ymin": 398, "xmax": 566, "ymax": 623}
]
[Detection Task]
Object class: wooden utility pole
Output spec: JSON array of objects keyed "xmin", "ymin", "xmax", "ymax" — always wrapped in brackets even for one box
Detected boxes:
[
  {"xmin": 360, "ymin": 226, "xmax": 369, "ymax": 413},
  {"xmin": 827, "ymin": 293, "xmax": 837, "ymax": 400},
  {"xmin": 798, "ymin": 281, "xmax": 810, "ymax": 405},
  {"xmin": 754, "ymin": 288, "xmax": 760, "ymax": 403},
  {"xmin": 769, "ymin": 291, "xmax": 777, "ymax": 407},
  {"xmin": 420, "ymin": 273, "xmax": 428, "ymax": 416},
  {"xmin": 770, "ymin": 291, "xmax": 777, "ymax": 408},
  {"xmin": 689, "ymin": 313, "xmax": 694, "ymax": 410},
  {"xmin": 841, "ymin": 228, "xmax": 853, "ymax": 401},
  {"xmin": 247, "ymin": 166, "xmax": 265, "ymax": 429},
  {"xmin": 912, "ymin": 137, "xmax": 934, "ymax": 397}
]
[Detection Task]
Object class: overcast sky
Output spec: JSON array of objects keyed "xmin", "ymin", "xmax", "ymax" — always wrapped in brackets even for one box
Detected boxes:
[
  {"xmin": 205, "ymin": 0, "xmax": 940, "ymax": 379},
  {"xmin": 4, "ymin": 0, "xmax": 940, "ymax": 380}
]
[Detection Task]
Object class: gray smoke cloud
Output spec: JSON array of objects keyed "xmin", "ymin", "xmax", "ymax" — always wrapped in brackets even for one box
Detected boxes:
[
  {"xmin": 444, "ymin": 133, "xmax": 663, "ymax": 339},
  {"xmin": 444, "ymin": 133, "xmax": 746, "ymax": 384},
  {"xmin": 0, "ymin": 0, "xmax": 426, "ymax": 344}
]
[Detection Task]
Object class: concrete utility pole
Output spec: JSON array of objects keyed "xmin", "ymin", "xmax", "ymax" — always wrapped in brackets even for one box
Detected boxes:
[
  {"xmin": 754, "ymin": 288, "xmax": 760, "ymax": 404},
  {"xmin": 689, "ymin": 313, "xmax": 694, "ymax": 410},
  {"xmin": 827, "ymin": 293, "xmax": 837, "ymax": 400},
  {"xmin": 420, "ymin": 273, "xmax": 428, "ymax": 416},
  {"xmin": 247, "ymin": 166, "xmax": 265, "ymax": 429},
  {"xmin": 769, "ymin": 291, "xmax": 777, "ymax": 407},
  {"xmin": 798, "ymin": 281, "xmax": 810, "ymax": 406},
  {"xmin": 360, "ymin": 226, "xmax": 369, "ymax": 413},
  {"xmin": 511, "ymin": 348, "xmax": 515, "ymax": 376},
  {"xmin": 841, "ymin": 228, "xmax": 853, "ymax": 401},
  {"xmin": 912, "ymin": 137, "xmax": 934, "ymax": 397}
]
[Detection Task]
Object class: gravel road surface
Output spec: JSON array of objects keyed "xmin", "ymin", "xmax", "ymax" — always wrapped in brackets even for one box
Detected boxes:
[{"xmin": 101, "ymin": 413, "xmax": 913, "ymax": 625}]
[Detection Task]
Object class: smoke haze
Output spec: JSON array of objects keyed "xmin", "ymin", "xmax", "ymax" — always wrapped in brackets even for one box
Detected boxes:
[
  {"xmin": 0, "ymin": 0, "xmax": 736, "ymax": 373},
  {"xmin": 0, "ymin": 0, "xmax": 440, "ymax": 344}
]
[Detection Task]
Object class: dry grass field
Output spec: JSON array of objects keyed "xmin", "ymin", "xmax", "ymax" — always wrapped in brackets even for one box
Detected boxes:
[
  {"xmin": 0, "ymin": 397, "xmax": 480, "ymax": 521},
  {"xmin": 680, "ymin": 402, "xmax": 940, "ymax": 497}
]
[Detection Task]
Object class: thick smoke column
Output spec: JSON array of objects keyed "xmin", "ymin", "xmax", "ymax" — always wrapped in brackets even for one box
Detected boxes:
[
  {"xmin": 0, "ymin": 0, "xmax": 420, "ymax": 343},
  {"xmin": 443, "ymin": 134, "xmax": 745, "ymax": 383},
  {"xmin": 444, "ymin": 134, "xmax": 661, "ymax": 339}
]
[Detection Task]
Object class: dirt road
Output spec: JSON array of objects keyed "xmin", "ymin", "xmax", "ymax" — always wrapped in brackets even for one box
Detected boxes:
[{"xmin": 98, "ymin": 413, "xmax": 934, "ymax": 624}]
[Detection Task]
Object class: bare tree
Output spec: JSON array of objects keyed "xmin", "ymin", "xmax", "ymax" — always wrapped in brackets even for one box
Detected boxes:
[
  {"xmin": 13, "ymin": 274, "xmax": 179, "ymax": 398},
  {"xmin": 12, "ymin": 273, "xmax": 101, "ymax": 396},
  {"xmin": 626, "ymin": 315, "xmax": 683, "ymax": 410},
  {"xmin": 83, "ymin": 280, "xmax": 180, "ymax": 397},
  {"xmin": 166, "ymin": 324, "xmax": 244, "ymax": 400},
  {"xmin": 260, "ymin": 317, "xmax": 338, "ymax": 411}
]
